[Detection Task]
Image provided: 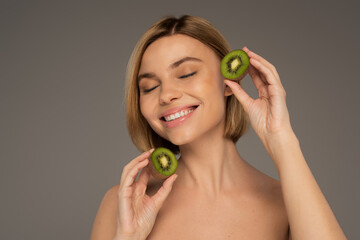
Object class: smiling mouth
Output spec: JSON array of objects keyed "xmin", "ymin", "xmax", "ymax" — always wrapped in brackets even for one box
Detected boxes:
[{"xmin": 160, "ymin": 105, "xmax": 199, "ymax": 122}]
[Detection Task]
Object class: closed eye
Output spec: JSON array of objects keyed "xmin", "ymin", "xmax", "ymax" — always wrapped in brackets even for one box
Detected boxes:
[
  {"xmin": 143, "ymin": 85, "xmax": 159, "ymax": 93},
  {"xmin": 179, "ymin": 71, "xmax": 197, "ymax": 79}
]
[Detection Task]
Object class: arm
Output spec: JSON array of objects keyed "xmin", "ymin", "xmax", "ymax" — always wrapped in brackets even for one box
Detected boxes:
[
  {"xmin": 265, "ymin": 130, "xmax": 347, "ymax": 239},
  {"xmin": 224, "ymin": 46, "xmax": 346, "ymax": 239}
]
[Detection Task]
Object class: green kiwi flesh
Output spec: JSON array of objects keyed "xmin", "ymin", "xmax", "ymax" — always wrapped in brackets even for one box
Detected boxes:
[
  {"xmin": 150, "ymin": 147, "xmax": 178, "ymax": 180},
  {"xmin": 221, "ymin": 49, "xmax": 249, "ymax": 81}
]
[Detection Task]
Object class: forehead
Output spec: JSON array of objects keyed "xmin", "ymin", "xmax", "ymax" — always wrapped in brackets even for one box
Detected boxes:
[{"xmin": 140, "ymin": 34, "xmax": 217, "ymax": 71}]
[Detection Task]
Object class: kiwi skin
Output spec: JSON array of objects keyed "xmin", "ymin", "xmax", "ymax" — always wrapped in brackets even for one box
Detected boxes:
[
  {"xmin": 149, "ymin": 147, "xmax": 178, "ymax": 180},
  {"xmin": 221, "ymin": 49, "xmax": 250, "ymax": 81}
]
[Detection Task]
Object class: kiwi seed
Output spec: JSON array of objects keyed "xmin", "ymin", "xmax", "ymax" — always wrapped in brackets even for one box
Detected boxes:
[
  {"xmin": 220, "ymin": 49, "xmax": 249, "ymax": 81},
  {"xmin": 150, "ymin": 147, "xmax": 178, "ymax": 180}
]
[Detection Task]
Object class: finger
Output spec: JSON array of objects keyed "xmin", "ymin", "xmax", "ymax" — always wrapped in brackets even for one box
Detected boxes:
[
  {"xmin": 241, "ymin": 48, "xmax": 269, "ymax": 87},
  {"xmin": 224, "ymin": 80, "xmax": 254, "ymax": 113},
  {"xmin": 122, "ymin": 159, "xmax": 149, "ymax": 189},
  {"xmin": 118, "ymin": 193, "xmax": 134, "ymax": 229},
  {"xmin": 118, "ymin": 159, "xmax": 149, "ymax": 219},
  {"xmin": 151, "ymin": 174, "xmax": 178, "ymax": 211},
  {"xmin": 243, "ymin": 46, "xmax": 274, "ymax": 69},
  {"xmin": 120, "ymin": 149, "xmax": 154, "ymax": 185},
  {"xmin": 137, "ymin": 164, "xmax": 151, "ymax": 186},
  {"xmin": 243, "ymin": 46, "xmax": 280, "ymax": 80},
  {"xmin": 134, "ymin": 165, "xmax": 151, "ymax": 197},
  {"xmin": 249, "ymin": 58, "xmax": 279, "ymax": 87},
  {"xmin": 118, "ymin": 149, "xmax": 153, "ymax": 222},
  {"xmin": 248, "ymin": 62, "xmax": 267, "ymax": 85},
  {"xmin": 247, "ymin": 64, "xmax": 269, "ymax": 99}
]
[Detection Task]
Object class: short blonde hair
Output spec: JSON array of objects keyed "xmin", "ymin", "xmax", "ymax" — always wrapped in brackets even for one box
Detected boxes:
[{"xmin": 125, "ymin": 15, "xmax": 249, "ymax": 154}]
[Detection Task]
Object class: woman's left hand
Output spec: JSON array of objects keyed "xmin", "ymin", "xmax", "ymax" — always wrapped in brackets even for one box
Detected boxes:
[{"xmin": 224, "ymin": 47, "xmax": 293, "ymax": 143}]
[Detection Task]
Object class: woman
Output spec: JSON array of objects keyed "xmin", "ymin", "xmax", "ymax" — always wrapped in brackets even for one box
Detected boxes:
[{"xmin": 90, "ymin": 15, "xmax": 346, "ymax": 240}]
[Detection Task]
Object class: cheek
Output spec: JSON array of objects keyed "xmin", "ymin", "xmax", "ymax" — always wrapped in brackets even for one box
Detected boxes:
[
  {"xmin": 139, "ymin": 96, "xmax": 152, "ymax": 121},
  {"xmin": 139, "ymin": 95, "xmax": 161, "ymax": 130},
  {"xmin": 210, "ymin": 69, "xmax": 226, "ymax": 100},
  {"xmin": 203, "ymin": 74, "xmax": 227, "ymax": 117},
  {"xmin": 194, "ymin": 72, "xmax": 225, "ymax": 103}
]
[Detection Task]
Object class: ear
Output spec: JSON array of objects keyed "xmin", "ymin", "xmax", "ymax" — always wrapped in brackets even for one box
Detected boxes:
[{"xmin": 224, "ymin": 82, "xmax": 233, "ymax": 97}]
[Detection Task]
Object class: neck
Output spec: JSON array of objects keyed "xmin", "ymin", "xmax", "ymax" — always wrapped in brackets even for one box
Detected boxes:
[{"xmin": 177, "ymin": 128, "xmax": 246, "ymax": 198}]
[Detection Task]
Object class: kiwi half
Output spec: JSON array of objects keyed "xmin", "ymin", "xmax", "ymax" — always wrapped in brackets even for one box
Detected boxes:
[
  {"xmin": 221, "ymin": 49, "xmax": 249, "ymax": 81},
  {"xmin": 150, "ymin": 147, "xmax": 178, "ymax": 180}
]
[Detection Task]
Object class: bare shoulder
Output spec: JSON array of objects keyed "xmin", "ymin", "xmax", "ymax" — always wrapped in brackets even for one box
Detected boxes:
[
  {"xmin": 258, "ymin": 172, "xmax": 284, "ymax": 204},
  {"xmin": 243, "ymin": 164, "xmax": 290, "ymax": 237},
  {"xmin": 244, "ymin": 163, "xmax": 288, "ymax": 220},
  {"xmin": 264, "ymin": 178, "xmax": 290, "ymax": 237},
  {"xmin": 259, "ymin": 171, "xmax": 285, "ymax": 209},
  {"xmin": 258, "ymin": 167, "xmax": 291, "ymax": 234},
  {"xmin": 263, "ymin": 178, "xmax": 287, "ymax": 217},
  {"xmin": 90, "ymin": 184, "xmax": 120, "ymax": 240},
  {"xmin": 244, "ymin": 161, "xmax": 284, "ymax": 202}
]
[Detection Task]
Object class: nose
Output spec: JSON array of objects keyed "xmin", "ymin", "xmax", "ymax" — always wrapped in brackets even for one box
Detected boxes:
[{"xmin": 159, "ymin": 81, "xmax": 182, "ymax": 105}]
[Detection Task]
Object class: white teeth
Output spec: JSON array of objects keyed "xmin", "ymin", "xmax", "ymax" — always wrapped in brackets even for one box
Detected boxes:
[{"xmin": 164, "ymin": 108, "xmax": 195, "ymax": 122}]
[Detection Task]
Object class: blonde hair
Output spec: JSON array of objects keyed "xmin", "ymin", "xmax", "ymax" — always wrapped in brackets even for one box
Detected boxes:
[{"xmin": 125, "ymin": 15, "xmax": 249, "ymax": 154}]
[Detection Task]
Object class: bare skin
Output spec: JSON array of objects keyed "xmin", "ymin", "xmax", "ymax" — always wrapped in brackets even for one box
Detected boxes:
[
  {"xmin": 145, "ymin": 148, "xmax": 290, "ymax": 240},
  {"xmin": 90, "ymin": 34, "xmax": 346, "ymax": 240},
  {"xmin": 91, "ymin": 149, "xmax": 290, "ymax": 240}
]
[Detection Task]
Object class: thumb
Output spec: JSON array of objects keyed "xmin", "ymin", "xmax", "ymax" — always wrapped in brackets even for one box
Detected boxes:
[
  {"xmin": 152, "ymin": 174, "xmax": 178, "ymax": 211},
  {"xmin": 224, "ymin": 79, "xmax": 253, "ymax": 113}
]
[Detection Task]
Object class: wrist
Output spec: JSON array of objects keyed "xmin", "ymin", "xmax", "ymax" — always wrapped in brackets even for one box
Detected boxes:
[{"xmin": 262, "ymin": 128, "xmax": 299, "ymax": 161}]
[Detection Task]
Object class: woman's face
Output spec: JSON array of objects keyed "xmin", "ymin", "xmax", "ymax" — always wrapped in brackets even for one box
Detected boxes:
[{"xmin": 138, "ymin": 34, "xmax": 229, "ymax": 146}]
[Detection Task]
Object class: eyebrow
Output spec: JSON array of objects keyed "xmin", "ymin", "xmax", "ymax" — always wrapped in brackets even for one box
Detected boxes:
[
  {"xmin": 170, "ymin": 56, "xmax": 202, "ymax": 69},
  {"xmin": 137, "ymin": 56, "xmax": 202, "ymax": 83}
]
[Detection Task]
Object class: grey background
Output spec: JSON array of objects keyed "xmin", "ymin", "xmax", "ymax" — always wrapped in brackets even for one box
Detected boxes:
[{"xmin": 1, "ymin": 0, "xmax": 359, "ymax": 239}]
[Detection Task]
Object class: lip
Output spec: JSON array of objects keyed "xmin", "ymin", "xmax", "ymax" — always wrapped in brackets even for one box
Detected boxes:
[
  {"xmin": 159, "ymin": 104, "xmax": 199, "ymax": 129},
  {"xmin": 159, "ymin": 104, "xmax": 199, "ymax": 119}
]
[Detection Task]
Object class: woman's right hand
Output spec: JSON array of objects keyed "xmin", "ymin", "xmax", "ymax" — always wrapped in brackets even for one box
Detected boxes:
[{"xmin": 114, "ymin": 149, "xmax": 178, "ymax": 240}]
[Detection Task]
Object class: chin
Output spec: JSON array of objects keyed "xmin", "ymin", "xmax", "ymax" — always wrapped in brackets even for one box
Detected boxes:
[
  {"xmin": 166, "ymin": 134, "xmax": 194, "ymax": 146},
  {"xmin": 162, "ymin": 127, "xmax": 206, "ymax": 146}
]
